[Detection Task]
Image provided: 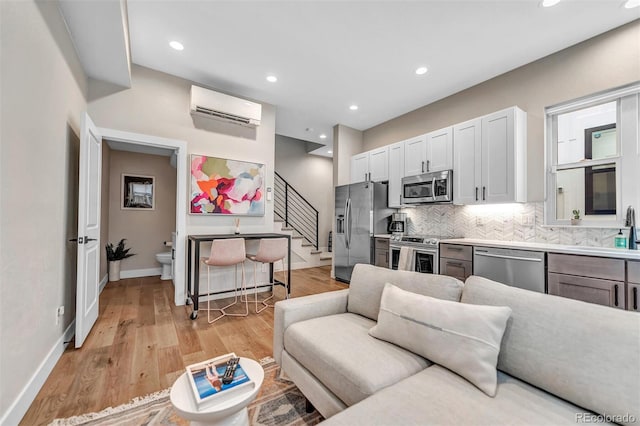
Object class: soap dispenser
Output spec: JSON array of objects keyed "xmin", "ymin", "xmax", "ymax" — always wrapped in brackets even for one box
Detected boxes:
[
  {"xmin": 626, "ymin": 206, "xmax": 637, "ymax": 250},
  {"xmin": 614, "ymin": 229, "xmax": 627, "ymax": 249}
]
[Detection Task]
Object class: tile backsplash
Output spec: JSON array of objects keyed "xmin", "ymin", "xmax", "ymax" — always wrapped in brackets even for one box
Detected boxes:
[{"xmin": 402, "ymin": 202, "xmax": 622, "ymax": 249}]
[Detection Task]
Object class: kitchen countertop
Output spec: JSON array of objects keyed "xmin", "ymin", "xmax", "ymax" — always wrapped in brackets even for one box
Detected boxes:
[
  {"xmin": 440, "ymin": 238, "xmax": 640, "ymax": 261},
  {"xmin": 374, "ymin": 234, "xmax": 392, "ymax": 239}
]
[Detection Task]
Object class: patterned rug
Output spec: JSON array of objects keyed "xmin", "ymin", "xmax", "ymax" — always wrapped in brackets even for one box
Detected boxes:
[{"xmin": 50, "ymin": 357, "xmax": 323, "ymax": 426}]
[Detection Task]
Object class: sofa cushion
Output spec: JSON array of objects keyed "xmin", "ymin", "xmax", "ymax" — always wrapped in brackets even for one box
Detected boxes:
[
  {"xmin": 370, "ymin": 283, "xmax": 511, "ymax": 396},
  {"xmin": 348, "ymin": 264, "xmax": 464, "ymax": 321},
  {"xmin": 283, "ymin": 312, "xmax": 430, "ymax": 406},
  {"xmin": 322, "ymin": 365, "xmax": 614, "ymax": 426},
  {"xmin": 462, "ymin": 276, "xmax": 640, "ymax": 426}
]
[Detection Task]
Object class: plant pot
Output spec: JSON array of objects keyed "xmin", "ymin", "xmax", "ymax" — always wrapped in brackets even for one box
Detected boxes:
[
  {"xmin": 108, "ymin": 260, "xmax": 121, "ymax": 282},
  {"xmin": 570, "ymin": 218, "xmax": 582, "ymax": 226}
]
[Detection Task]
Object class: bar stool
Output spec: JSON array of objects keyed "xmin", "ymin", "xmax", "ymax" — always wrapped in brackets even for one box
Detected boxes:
[
  {"xmin": 201, "ymin": 238, "xmax": 248, "ymax": 323},
  {"xmin": 245, "ymin": 238, "xmax": 288, "ymax": 313}
]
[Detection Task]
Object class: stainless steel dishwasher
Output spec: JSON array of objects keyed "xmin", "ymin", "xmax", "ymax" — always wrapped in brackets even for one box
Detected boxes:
[{"xmin": 473, "ymin": 246, "xmax": 546, "ymax": 293}]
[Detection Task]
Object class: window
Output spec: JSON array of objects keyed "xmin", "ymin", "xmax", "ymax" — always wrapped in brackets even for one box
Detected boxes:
[{"xmin": 545, "ymin": 83, "xmax": 640, "ymax": 227}]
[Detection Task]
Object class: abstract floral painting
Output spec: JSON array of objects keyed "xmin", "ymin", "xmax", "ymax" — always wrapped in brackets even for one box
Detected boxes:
[{"xmin": 190, "ymin": 155, "xmax": 265, "ymax": 215}]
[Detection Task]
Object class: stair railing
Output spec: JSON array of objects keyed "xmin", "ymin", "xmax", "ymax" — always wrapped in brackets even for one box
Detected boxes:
[{"xmin": 274, "ymin": 172, "xmax": 319, "ymax": 250}]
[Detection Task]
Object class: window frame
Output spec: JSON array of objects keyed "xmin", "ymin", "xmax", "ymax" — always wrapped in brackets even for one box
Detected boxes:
[{"xmin": 544, "ymin": 82, "xmax": 640, "ymax": 228}]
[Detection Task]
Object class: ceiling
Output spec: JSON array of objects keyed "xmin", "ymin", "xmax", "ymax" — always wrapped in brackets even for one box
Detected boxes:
[{"xmin": 60, "ymin": 1, "xmax": 639, "ymax": 157}]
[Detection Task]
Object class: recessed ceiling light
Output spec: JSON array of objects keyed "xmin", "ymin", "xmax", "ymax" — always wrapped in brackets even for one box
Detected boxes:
[
  {"xmin": 319, "ymin": 134, "xmax": 327, "ymax": 139},
  {"xmin": 266, "ymin": 75, "xmax": 278, "ymax": 83},
  {"xmin": 349, "ymin": 105, "xmax": 359, "ymax": 111},
  {"xmin": 624, "ymin": 0, "xmax": 640, "ymax": 8},
  {"xmin": 541, "ymin": 0, "xmax": 561, "ymax": 7},
  {"xmin": 328, "ymin": 150, "xmax": 333, "ymax": 154},
  {"xmin": 169, "ymin": 41, "xmax": 184, "ymax": 51},
  {"xmin": 415, "ymin": 67, "xmax": 428, "ymax": 75}
]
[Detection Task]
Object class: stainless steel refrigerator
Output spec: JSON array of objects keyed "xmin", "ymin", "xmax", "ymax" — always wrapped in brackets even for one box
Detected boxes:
[{"xmin": 335, "ymin": 181, "xmax": 394, "ymax": 283}]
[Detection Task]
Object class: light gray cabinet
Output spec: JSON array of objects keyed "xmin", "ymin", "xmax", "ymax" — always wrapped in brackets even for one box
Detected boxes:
[
  {"xmin": 439, "ymin": 244, "xmax": 473, "ymax": 281},
  {"xmin": 548, "ymin": 253, "xmax": 625, "ymax": 309},
  {"xmin": 627, "ymin": 261, "xmax": 640, "ymax": 312},
  {"xmin": 375, "ymin": 238, "xmax": 390, "ymax": 268}
]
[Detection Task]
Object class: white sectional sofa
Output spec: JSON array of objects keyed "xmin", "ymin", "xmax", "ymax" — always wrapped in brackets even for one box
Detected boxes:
[{"xmin": 273, "ymin": 264, "xmax": 640, "ymax": 425}]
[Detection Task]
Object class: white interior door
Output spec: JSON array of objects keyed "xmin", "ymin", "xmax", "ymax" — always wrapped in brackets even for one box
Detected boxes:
[{"xmin": 75, "ymin": 113, "xmax": 102, "ymax": 348}]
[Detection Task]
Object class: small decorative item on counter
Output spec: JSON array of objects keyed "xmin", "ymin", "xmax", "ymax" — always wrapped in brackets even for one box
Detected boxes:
[
  {"xmin": 570, "ymin": 209, "xmax": 581, "ymax": 226},
  {"xmin": 234, "ymin": 218, "xmax": 240, "ymax": 235},
  {"xmin": 614, "ymin": 229, "xmax": 627, "ymax": 249}
]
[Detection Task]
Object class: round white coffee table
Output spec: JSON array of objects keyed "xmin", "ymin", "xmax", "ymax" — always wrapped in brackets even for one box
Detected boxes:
[{"xmin": 170, "ymin": 357, "xmax": 264, "ymax": 426}]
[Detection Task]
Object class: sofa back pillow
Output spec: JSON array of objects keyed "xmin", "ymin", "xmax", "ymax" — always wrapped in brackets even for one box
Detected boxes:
[
  {"xmin": 369, "ymin": 283, "xmax": 512, "ymax": 396},
  {"xmin": 462, "ymin": 276, "xmax": 640, "ymax": 426},
  {"xmin": 348, "ymin": 264, "xmax": 463, "ymax": 321}
]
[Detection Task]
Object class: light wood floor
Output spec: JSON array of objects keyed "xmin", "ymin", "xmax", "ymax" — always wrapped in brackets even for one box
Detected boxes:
[{"xmin": 21, "ymin": 266, "xmax": 346, "ymax": 426}]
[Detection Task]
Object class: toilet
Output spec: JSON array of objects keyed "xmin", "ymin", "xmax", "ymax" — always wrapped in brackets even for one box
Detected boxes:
[{"xmin": 156, "ymin": 252, "xmax": 173, "ymax": 280}]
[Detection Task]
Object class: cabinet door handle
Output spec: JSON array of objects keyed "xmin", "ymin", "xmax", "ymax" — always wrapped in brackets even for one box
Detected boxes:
[
  {"xmin": 482, "ymin": 186, "xmax": 486, "ymax": 201},
  {"xmin": 475, "ymin": 187, "xmax": 478, "ymax": 201},
  {"xmin": 614, "ymin": 284, "xmax": 619, "ymax": 307},
  {"xmin": 421, "ymin": 161, "xmax": 425, "ymax": 173},
  {"xmin": 447, "ymin": 246, "xmax": 463, "ymax": 251},
  {"xmin": 447, "ymin": 261, "xmax": 463, "ymax": 267},
  {"xmin": 633, "ymin": 287, "xmax": 638, "ymax": 310},
  {"xmin": 426, "ymin": 160, "xmax": 430, "ymax": 172}
]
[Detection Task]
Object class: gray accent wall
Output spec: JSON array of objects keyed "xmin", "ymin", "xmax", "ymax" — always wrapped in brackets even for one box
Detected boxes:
[{"xmin": 362, "ymin": 21, "xmax": 640, "ymax": 202}]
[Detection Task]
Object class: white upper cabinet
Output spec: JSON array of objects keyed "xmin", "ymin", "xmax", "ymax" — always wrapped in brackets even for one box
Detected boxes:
[
  {"xmin": 453, "ymin": 118, "xmax": 482, "ymax": 205},
  {"xmin": 425, "ymin": 127, "xmax": 453, "ymax": 172},
  {"xmin": 388, "ymin": 141, "xmax": 405, "ymax": 208},
  {"xmin": 454, "ymin": 106, "xmax": 527, "ymax": 205},
  {"xmin": 350, "ymin": 152, "xmax": 369, "ymax": 183},
  {"xmin": 369, "ymin": 147, "xmax": 389, "ymax": 182},
  {"xmin": 350, "ymin": 146, "xmax": 389, "ymax": 183},
  {"xmin": 404, "ymin": 128, "xmax": 453, "ymax": 177},
  {"xmin": 403, "ymin": 135, "xmax": 428, "ymax": 177}
]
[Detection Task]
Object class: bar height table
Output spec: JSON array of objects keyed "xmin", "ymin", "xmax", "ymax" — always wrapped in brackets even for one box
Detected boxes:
[{"xmin": 186, "ymin": 233, "xmax": 292, "ymax": 320}]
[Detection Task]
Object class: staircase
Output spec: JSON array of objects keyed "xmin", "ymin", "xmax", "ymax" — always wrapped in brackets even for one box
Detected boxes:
[{"xmin": 273, "ymin": 172, "xmax": 332, "ymax": 270}]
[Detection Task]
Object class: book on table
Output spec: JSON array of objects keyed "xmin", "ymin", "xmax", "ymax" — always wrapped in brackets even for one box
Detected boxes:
[{"xmin": 185, "ymin": 352, "xmax": 254, "ymax": 410}]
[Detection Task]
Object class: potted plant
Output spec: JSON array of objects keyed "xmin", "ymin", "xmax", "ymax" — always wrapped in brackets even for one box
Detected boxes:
[
  {"xmin": 105, "ymin": 239, "xmax": 135, "ymax": 282},
  {"xmin": 571, "ymin": 209, "xmax": 581, "ymax": 226}
]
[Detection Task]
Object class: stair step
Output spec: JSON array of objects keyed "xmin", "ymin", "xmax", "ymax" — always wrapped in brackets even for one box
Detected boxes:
[
  {"xmin": 301, "ymin": 242, "xmax": 313, "ymax": 247},
  {"xmin": 310, "ymin": 250, "xmax": 322, "ymax": 254},
  {"xmin": 274, "ymin": 218, "xmax": 284, "ymax": 223},
  {"xmin": 292, "ymin": 235, "xmax": 304, "ymax": 239},
  {"xmin": 320, "ymin": 253, "xmax": 333, "ymax": 260},
  {"xmin": 281, "ymin": 227, "xmax": 295, "ymax": 231}
]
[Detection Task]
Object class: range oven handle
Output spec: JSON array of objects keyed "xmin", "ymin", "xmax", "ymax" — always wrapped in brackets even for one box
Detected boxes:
[{"xmin": 475, "ymin": 251, "xmax": 543, "ymax": 262}]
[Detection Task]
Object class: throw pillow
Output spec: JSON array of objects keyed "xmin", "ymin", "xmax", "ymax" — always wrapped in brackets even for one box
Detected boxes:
[{"xmin": 369, "ymin": 283, "xmax": 512, "ymax": 397}]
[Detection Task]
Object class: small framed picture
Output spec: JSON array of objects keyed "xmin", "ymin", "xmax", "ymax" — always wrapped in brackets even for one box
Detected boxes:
[{"xmin": 122, "ymin": 174, "xmax": 155, "ymax": 210}]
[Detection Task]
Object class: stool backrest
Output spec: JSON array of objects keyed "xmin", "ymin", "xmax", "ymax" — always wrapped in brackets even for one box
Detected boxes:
[
  {"xmin": 207, "ymin": 238, "xmax": 246, "ymax": 266},
  {"xmin": 255, "ymin": 238, "xmax": 288, "ymax": 263}
]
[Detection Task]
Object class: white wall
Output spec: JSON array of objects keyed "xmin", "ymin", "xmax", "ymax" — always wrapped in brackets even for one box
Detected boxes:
[
  {"xmin": 275, "ymin": 135, "xmax": 333, "ymax": 249},
  {"xmin": 88, "ymin": 65, "xmax": 276, "ymax": 294},
  {"xmin": 0, "ymin": 1, "xmax": 87, "ymax": 422}
]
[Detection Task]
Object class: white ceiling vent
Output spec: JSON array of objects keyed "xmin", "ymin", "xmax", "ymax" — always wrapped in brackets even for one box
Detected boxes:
[{"xmin": 190, "ymin": 85, "xmax": 262, "ymax": 127}]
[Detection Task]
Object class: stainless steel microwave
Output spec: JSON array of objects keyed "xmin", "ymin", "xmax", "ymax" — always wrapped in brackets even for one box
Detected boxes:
[{"xmin": 401, "ymin": 170, "xmax": 453, "ymax": 204}]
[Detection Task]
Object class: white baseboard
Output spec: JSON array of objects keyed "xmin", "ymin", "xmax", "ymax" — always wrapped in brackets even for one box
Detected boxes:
[
  {"xmin": 120, "ymin": 267, "xmax": 162, "ymax": 279},
  {"xmin": 0, "ymin": 320, "xmax": 75, "ymax": 426},
  {"xmin": 99, "ymin": 274, "xmax": 108, "ymax": 293}
]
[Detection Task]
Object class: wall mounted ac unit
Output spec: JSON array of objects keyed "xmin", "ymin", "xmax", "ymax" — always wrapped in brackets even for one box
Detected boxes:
[{"xmin": 190, "ymin": 85, "xmax": 262, "ymax": 127}]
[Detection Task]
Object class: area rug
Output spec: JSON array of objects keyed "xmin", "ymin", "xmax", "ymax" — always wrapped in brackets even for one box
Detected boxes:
[{"xmin": 50, "ymin": 357, "xmax": 323, "ymax": 426}]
